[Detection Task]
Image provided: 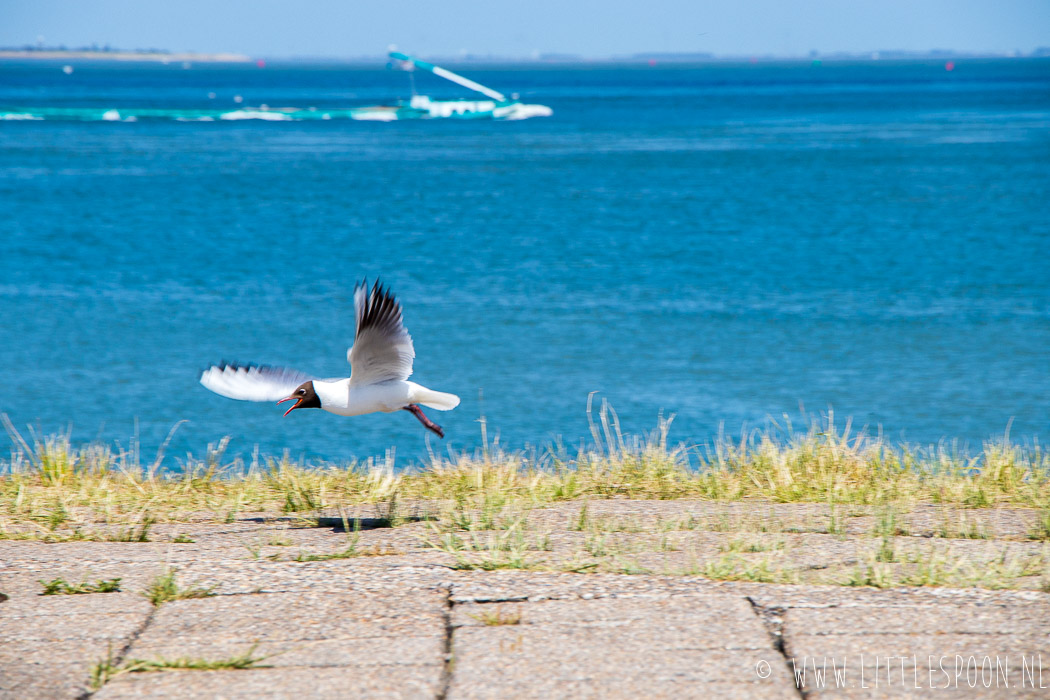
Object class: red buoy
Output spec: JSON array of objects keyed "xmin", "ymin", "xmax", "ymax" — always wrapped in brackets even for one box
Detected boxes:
[
  {"xmin": 257, "ymin": 59, "xmax": 266, "ymax": 68},
  {"xmin": 945, "ymin": 61, "xmax": 955, "ymax": 71}
]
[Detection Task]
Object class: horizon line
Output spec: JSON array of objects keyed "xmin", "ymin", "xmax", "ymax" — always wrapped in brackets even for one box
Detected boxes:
[{"xmin": 3, "ymin": 44, "xmax": 1050, "ymax": 65}]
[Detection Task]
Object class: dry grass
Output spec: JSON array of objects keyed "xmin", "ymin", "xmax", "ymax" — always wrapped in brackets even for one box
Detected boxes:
[
  {"xmin": 469, "ymin": 607, "xmax": 523, "ymax": 626},
  {"xmin": 843, "ymin": 545, "xmax": 1049, "ymax": 590},
  {"xmin": 2, "ymin": 409, "xmax": 1047, "ymax": 531}
]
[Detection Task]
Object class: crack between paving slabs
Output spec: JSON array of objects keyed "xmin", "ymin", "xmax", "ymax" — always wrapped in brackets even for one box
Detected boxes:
[
  {"xmin": 746, "ymin": 596, "xmax": 807, "ymax": 700},
  {"xmin": 79, "ymin": 602, "xmax": 159, "ymax": 699},
  {"xmin": 450, "ymin": 596, "xmax": 530, "ymax": 604},
  {"xmin": 436, "ymin": 585, "xmax": 455, "ymax": 700},
  {"xmin": 75, "ymin": 588, "xmax": 282, "ymax": 698}
]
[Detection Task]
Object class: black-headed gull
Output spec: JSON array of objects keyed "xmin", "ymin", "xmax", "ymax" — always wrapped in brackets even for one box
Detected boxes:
[{"xmin": 200, "ymin": 280, "xmax": 460, "ymax": 437}]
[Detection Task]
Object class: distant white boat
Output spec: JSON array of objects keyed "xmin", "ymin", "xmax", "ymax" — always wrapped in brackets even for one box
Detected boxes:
[{"xmin": 349, "ymin": 51, "xmax": 553, "ymax": 121}]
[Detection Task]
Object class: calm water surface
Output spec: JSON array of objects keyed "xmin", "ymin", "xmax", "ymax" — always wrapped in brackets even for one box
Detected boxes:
[{"xmin": 1, "ymin": 59, "xmax": 1048, "ymax": 466}]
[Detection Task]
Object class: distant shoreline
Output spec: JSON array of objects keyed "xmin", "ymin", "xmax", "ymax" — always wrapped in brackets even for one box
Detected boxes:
[
  {"xmin": 2, "ymin": 48, "xmax": 1046, "ymax": 66},
  {"xmin": 0, "ymin": 50, "xmax": 251, "ymax": 63}
]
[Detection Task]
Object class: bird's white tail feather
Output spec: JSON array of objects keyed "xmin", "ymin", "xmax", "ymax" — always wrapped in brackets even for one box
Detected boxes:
[{"xmin": 413, "ymin": 387, "xmax": 460, "ymax": 411}]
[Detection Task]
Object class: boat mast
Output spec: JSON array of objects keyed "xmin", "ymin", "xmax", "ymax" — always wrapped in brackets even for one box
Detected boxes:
[{"xmin": 389, "ymin": 51, "xmax": 507, "ymax": 102}]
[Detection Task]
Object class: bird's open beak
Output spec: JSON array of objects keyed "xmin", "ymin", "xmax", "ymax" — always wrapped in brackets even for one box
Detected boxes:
[{"xmin": 277, "ymin": 396, "xmax": 301, "ymax": 417}]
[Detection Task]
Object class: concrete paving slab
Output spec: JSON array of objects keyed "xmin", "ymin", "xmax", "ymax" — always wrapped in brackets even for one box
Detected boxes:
[
  {"xmin": 0, "ymin": 591, "xmax": 151, "ymax": 618},
  {"xmin": 0, "ymin": 662, "xmax": 95, "ymax": 700},
  {"xmin": 453, "ymin": 595, "xmax": 770, "ymax": 648},
  {"xmin": 0, "ymin": 594, "xmax": 150, "ymax": 700},
  {"xmin": 778, "ymin": 597, "xmax": 1050, "ymax": 698},
  {"xmin": 786, "ymin": 604, "xmax": 1050, "ymax": 637},
  {"xmin": 747, "ymin": 583, "xmax": 1050, "ymax": 609},
  {"xmin": 448, "ymin": 626, "xmax": 795, "ymax": 699},
  {"xmin": 447, "ymin": 594, "xmax": 798, "ymax": 699},
  {"xmin": 785, "ymin": 634, "xmax": 1050, "ymax": 657},
  {"xmin": 167, "ymin": 559, "xmax": 448, "ymax": 596},
  {"xmin": 131, "ymin": 590, "xmax": 446, "ymax": 643},
  {"xmin": 0, "ymin": 611, "xmax": 146, "ymax": 643},
  {"xmin": 92, "ymin": 665, "xmax": 441, "ymax": 699}
]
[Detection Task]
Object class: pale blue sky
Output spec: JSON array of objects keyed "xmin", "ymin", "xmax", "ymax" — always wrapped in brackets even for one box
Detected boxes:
[{"xmin": 2, "ymin": 0, "xmax": 1048, "ymax": 58}]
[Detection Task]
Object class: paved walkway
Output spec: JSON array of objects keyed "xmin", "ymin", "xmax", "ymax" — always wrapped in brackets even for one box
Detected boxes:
[{"xmin": 1, "ymin": 501, "xmax": 1048, "ymax": 698}]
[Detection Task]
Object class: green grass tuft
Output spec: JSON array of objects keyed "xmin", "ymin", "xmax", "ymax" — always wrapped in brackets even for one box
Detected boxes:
[
  {"xmin": 91, "ymin": 644, "xmax": 268, "ymax": 689},
  {"xmin": 40, "ymin": 577, "xmax": 121, "ymax": 595},
  {"xmin": 294, "ymin": 544, "xmax": 359, "ymax": 562},
  {"xmin": 143, "ymin": 569, "xmax": 215, "ymax": 606}
]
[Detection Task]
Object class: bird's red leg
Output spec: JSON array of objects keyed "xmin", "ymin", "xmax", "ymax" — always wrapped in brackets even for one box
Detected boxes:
[{"xmin": 403, "ymin": 404, "xmax": 445, "ymax": 439}]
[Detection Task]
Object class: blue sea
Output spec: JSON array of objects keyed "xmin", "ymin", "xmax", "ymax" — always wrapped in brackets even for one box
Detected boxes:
[{"xmin": 1, "ymin": 58, "xmax": 1048, "ymax": 467}]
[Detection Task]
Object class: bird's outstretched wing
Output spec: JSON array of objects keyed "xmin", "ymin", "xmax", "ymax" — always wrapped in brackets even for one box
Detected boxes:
[
  {"xmin": 200, "ymin": 363, "xmax": 314, "ymax": 402},
  {"xmin": 348, "ymin": 280, "xmax": 415, "ymax": 386}
]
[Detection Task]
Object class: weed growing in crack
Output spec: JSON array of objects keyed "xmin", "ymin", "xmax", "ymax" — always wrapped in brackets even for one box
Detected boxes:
[
  {"xmin": 584, "ymin": 533, "xmax": 608, "ymax": 558},
  {"xmin": 294, "ymin": 543, "xmax": 359, "ymax": 562},
  {"xmin": 559, "ymin": 559, "xmax": 600, "ymax": 573},
  {"xmin": 425, "ymin": 516, "xmax": 544, "ymax": 571},
  {"xmin": 824, "ymin": 503, "xmax": 845, "ymax": 536},
  {"xmin": 111, "ymin": 513, "xmax": 155, "ymax": 542},
  {"xmin": 900, "ymin": 552, "xmax": 955, "ymax": 587},
  {"xmin": 873, "ymin": 506, "xmax": 909, "ymax": 538},
  {"xmin": 1028, "ymin": 506, "xmax": 1050, "ymax": 541},
  {"xmin": 658, "ymin": 534, "xmax": 679, "ymax": 552},
  {"xmin": 875, "ymin": 537, "xmax": 898, "ymax": 563},
  {"xmin": 292, "ymin": 532, "xmax": 401, "ymax": 561},
  {"xmin": 611, "ymin": 558, "xmax": 652, "ymax": 575},
  {"xmin": 720, "ymin": 537, "xmax": 785, "ymax": 554},
  {"xmin": 571, "ymin": 502, "xmax": 589, "ymax": 531},
  {"xmin": 90, "ymin": 645, "xmax": 120, "ymax": 690},
  {"xmin": 40, "ymin": 577, "xmax": 121, "ymax": 595},
  {"xmin": 144, "ymin": 568, "xmax": 215, "ymax": 606},
  {"xmin": 91, "ymin": 644, "xmax": 269, "ymax": 689},
  {"xmin": 844, "ymin": 557, "xmax": 897, "ymax": 588},
  {"xmin": 469, "ymin": 607, "xmax": 523, "ymax": 626},
  {"xmin": 680, "ymin": 553, "xmax": 797, "ymax": 583}
]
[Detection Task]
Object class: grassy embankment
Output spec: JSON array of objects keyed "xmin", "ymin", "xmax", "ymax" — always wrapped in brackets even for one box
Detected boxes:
[{"xmin": 2, "ymin": 405, "xmax": 1049, "ymax": 590}]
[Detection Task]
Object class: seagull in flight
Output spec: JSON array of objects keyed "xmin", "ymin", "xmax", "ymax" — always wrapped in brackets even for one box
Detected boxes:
[{"xmin": 200, "ymin": 280, "xmax": 460, "ymax": 437}]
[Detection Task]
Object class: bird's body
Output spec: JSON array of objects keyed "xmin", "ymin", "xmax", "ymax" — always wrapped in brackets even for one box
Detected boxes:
[
  {"xmin": 311, "ymin": 378, "xmax": 459, "ymax": 417},
  {"xmin": 199, "ymin": 280, "xmax": 459, "ymax": 437}
]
